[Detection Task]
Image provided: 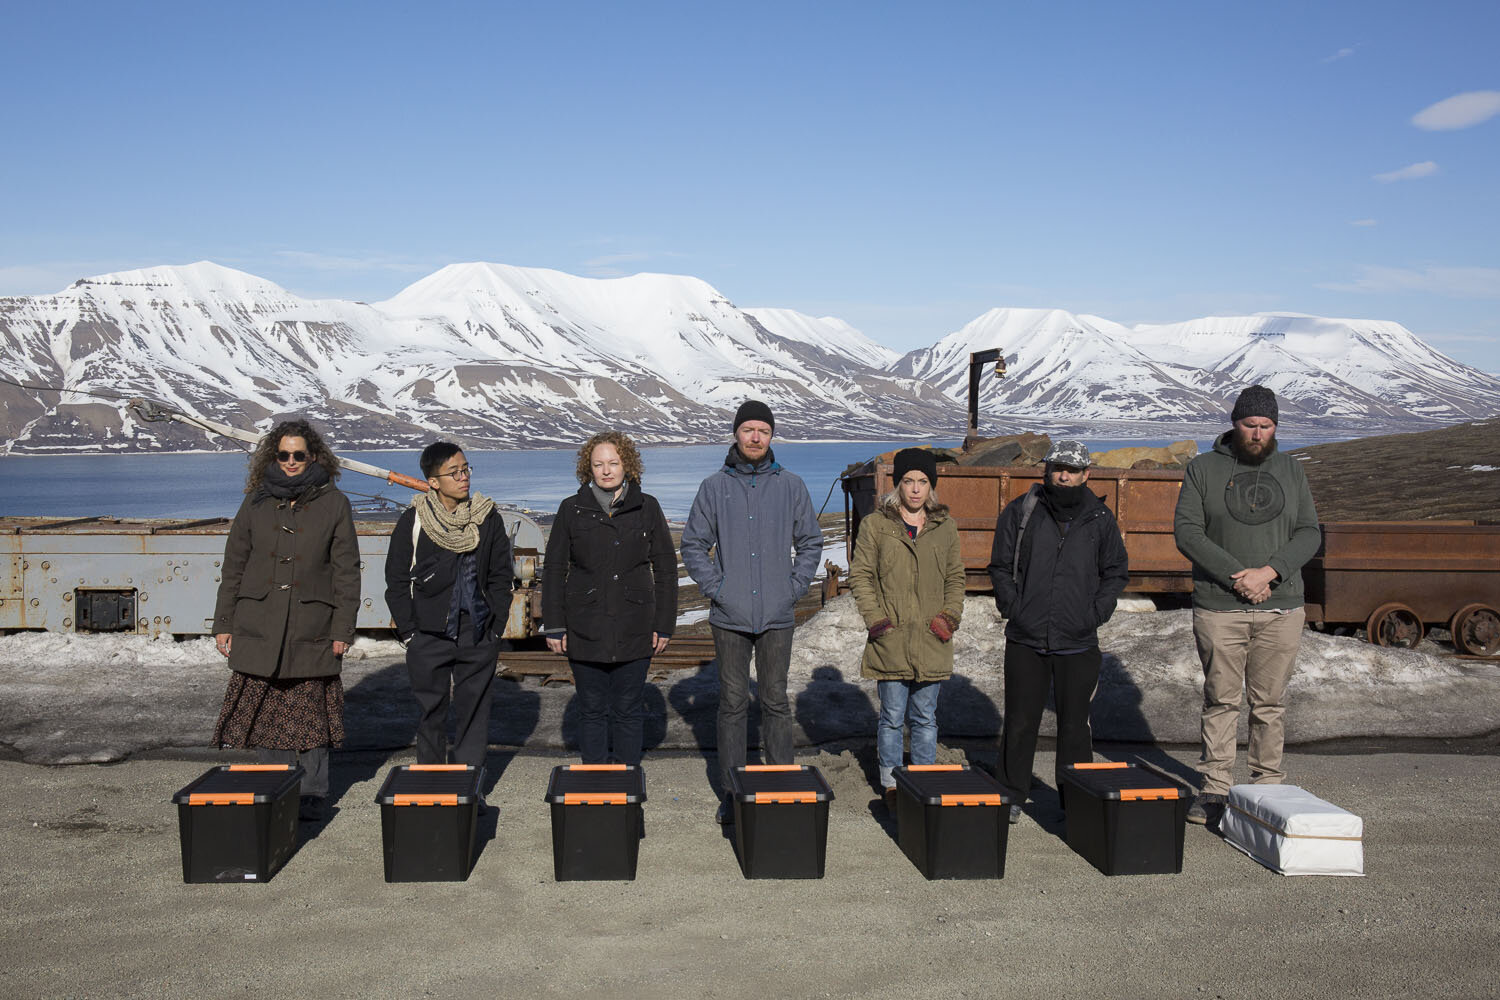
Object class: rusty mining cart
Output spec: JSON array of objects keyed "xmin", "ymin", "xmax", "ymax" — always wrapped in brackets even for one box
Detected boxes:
[
  {"xmin": 840, "ymin": 459, "xmax": 1500, "ymax": 655},
  {"xmin": 838, "ymin": 348, "xmax": 1500, "ymax": 656}
]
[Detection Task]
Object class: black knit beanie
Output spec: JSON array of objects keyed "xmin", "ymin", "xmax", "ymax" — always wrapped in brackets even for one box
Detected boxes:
[
  {"xmin": 733, "ymin": 400, "xmax": 775, "ymax": 434},
  {"xmin": 1231, "ymin": 384, "xmax": 1279, "ymax": 424},
  {"xmin": 893, "ymin": 448, "xmax": 939, "ymax": 486}
]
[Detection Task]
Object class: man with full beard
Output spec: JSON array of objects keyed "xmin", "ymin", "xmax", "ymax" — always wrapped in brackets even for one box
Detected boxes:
[{"xmin": 1174, "ymin": 385, "xmax": 1320, "ymax": 826}]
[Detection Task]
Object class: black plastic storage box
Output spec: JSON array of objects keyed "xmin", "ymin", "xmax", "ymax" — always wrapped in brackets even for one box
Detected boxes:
[
  {"xmin": 172, "ymin": 763, "xmax": 304, "ymax": 883},
  {"xmin": 375, "ymin": 764, "xmax": 483, "ymax": 882},
  {"xmin": 729, "ymin": 764, "xmax": 834, "ymax": 879},
  {"xmin": 543, "ymin": 764, "xmax": 647, "ymax": 881},
  {"xmin": 1060, "ymin": 762, "xmax": 1187, "ymax": 876},
  {"xmin": 893, "ymin": 764, "xmax": 1012, "ymax": 879}
]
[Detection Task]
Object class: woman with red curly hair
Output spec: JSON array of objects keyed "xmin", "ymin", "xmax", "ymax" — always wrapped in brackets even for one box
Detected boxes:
[{"xmin": 542, "ymin": 430, "xmax": 677, "ymax": 764}]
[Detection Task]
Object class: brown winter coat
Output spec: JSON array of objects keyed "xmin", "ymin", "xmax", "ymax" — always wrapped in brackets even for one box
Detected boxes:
[
  {"xmin": 848, "ymin": 505, "xmax": 965, "ymax": 682},
  {"xmin": 213, "ymin": 482, "xmax": 361, "ymax": 679}
]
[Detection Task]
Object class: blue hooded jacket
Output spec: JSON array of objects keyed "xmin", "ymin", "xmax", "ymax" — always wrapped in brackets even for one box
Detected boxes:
[{"xmin": 681, "ymin": 447, "xmax": 823, "ymax": 632}]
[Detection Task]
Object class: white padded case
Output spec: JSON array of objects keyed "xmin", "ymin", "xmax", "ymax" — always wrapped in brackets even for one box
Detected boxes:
[{"xmin": 1220, "ymin": 784, "xmax": 1364, "ymax": 876}]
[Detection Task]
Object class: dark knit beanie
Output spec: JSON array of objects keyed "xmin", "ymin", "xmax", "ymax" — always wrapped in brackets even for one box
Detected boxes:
[
  {"xmin": 733, "ymin": 400, "xmax": 775, "ymax": 434},
  {"xmin": 893, "ymin": 448, "xmax": 939, "ymax": 486},
  {"xmin": 1231, "ymin": 384, "xmax": 1279, "ymax": 424}
]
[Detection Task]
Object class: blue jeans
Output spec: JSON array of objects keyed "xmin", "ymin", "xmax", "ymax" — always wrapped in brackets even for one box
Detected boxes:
[{"xmin": 877, "ymin": 680, "xmax": 941, "ymax": 788}]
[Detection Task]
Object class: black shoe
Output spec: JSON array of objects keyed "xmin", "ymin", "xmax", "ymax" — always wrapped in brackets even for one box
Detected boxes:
[
  {"xmin": 298, "ymin": 796, "xmax": 327, "ymax": 823},
  {"xmin": 1187, "ymin": 792, "xmax": 1226, "ymax": 826},
  {"xmin": 1008, "ymin": 804, "xmax": 1022, "ymax": 824},
  {"xmin": 716, "ymin": 799, "xmax": 734, "ymax": 825}
]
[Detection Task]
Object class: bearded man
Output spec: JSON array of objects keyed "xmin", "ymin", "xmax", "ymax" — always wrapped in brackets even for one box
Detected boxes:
[{"xmin": 1174, "ymin": 385, "xmax": 1320, "ymax": 826}]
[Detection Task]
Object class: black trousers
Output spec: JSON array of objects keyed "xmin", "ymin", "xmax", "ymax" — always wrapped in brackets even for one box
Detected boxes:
[
  {"xmin": 1001, "ymin": 642, "xmax": 1102, "ymax": 804},
  {"xmin": 570, "ymin": 657, "xmax": 651, "ymax": 765},
  {"xmin": 405, "ymin": 619, "xmax": 501, "ymax": 768}
]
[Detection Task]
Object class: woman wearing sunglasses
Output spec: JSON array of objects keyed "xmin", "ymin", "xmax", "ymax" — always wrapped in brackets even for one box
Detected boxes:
[{"xmin": 211, "ymin": 419, "xmax": 360, "ymax": 822}]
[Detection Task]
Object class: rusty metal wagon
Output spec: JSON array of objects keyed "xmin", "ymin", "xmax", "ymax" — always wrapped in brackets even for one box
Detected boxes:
[
  {"xmin": 1302, "ymin": 521, "xmax": 1500, "ymax": 655},
  {"xmin": 841, "ymin": 460, "xmax": 1500, "ymax": 656}
]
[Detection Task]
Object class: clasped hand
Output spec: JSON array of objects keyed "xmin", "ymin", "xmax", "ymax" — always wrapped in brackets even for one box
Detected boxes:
[{"xmin": 1230, "ymin": 565, "xmax": 1277, "ymax": 604}]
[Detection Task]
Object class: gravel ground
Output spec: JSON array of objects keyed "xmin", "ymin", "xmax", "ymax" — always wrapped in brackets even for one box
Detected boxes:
[{"xmin": 1, "ymin": 746, "xmax": 1497, "ymax": 1000}]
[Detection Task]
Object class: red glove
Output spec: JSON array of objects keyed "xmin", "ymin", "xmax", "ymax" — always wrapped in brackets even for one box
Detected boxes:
[
  {"xmin": 868, "ymin": 618, "xmax": 893, "ymax": 641},
  {"xmin": 929, "ymin": 613, "xmax": 958, "ymax": 642}
]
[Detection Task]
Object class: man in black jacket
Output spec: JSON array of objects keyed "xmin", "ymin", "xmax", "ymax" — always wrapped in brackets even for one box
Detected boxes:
[
  {"xmin": 987, "ymin": 440, "xmax": 1130, "ymax": 821},
  {"xmin": 384, "ymin": 442, "xmax": 513, "ymax": 768}
]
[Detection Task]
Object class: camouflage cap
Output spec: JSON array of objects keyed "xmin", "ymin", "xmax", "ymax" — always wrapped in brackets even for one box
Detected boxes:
[{"xmin": 1044, "ymin": 440, "xmax": 1092, "ymax": 469}]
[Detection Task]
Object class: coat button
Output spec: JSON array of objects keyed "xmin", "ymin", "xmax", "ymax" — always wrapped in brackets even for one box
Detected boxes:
[{"xmin": 612, "ymin": 574, "xmax": 618, "ymax": 580}]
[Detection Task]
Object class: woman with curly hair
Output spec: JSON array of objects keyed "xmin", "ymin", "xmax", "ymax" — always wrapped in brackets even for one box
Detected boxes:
[
  {"xmin": 848, "ymin": 448, "xmax": 965, "ymax": 807},
  {"xmin": 542, "ymin": 430, "xmax": 677, "ymax": 764},
  {"xmin": 211, "ymin": 418, "xmax": 360, "ymax": 821}
]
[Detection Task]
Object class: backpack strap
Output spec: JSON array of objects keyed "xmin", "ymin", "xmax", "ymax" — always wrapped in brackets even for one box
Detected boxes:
[
  {"xmin": 409, "ymin": 506, "xmax": 421, "ymax": 575},
  {"xmin": 1011, "ymin": 486, "xmax": 1040, "ymax": 583}
]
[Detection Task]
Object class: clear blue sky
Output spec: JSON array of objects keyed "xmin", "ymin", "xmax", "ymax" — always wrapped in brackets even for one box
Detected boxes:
[{"xmin": 3, "ymin": 1, "xmax": 1497, "ymax": 371}]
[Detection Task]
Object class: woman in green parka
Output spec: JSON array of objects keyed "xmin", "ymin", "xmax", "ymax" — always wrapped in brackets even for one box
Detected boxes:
[{"xmin": 848, "ymin": 448, "xmax": 965, "ymax": 803}]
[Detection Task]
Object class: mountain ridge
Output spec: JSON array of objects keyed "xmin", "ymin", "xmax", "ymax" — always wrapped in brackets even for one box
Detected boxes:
[{"xmin": 2, "ymin": 261, "xmax": 1496, "ymax": 453}]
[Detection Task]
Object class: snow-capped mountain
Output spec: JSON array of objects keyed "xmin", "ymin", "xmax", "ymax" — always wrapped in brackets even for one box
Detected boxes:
[
  {"xmin": 2, "ymin": 261, "xmax": 1495, "ymax": 455},
  {"xmin": 1125, "ymin": 314, "xmax": 1500, "ymax": 421},
  {"xmin": 0, "ymin": 261, "xmax": 955, "ymax": 452},
  {"xmin": 892, "ymin": 307, "xmax": 1500, "ymax": 427}
]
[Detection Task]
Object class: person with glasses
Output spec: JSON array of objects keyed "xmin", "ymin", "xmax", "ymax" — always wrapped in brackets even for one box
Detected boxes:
[
  {"xmin": 542, "ymin": 430, "xmax": 677, "ymax": 765},
  {"xmin": 212, "ymin": 419, "xmax": 360, "ymax": 822},
  {"xmin": 384, "ymin": 442, "xmax": 513, "ymax": 771}
]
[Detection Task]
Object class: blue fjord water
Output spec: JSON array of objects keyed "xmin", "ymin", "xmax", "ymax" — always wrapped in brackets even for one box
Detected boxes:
[{"xmin": 0, "ymin": 438, "xmax": 1231, "ymax": 521}]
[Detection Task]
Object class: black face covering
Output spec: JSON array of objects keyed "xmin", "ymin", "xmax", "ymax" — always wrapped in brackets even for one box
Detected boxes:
[
  {"xmin": 1042, "ymin": 480, "xmax": 1089, "ymax": 520},
  {"xmin": 257, "ymin": 459, "xmax": 330, "ymax": 502}
]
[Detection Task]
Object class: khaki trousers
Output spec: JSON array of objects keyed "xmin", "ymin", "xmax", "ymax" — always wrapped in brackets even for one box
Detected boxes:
[{"xmin": 1193, "ymin": 606, "xmax": 1305, "ymax": 795}]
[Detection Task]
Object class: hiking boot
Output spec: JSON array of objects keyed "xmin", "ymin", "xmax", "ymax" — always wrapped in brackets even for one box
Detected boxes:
[
  {"xmin": 1009, "ymin": 804, "xmax": 1022, "ymax": 825},
  {"xmin": 1187, "ymin": 792, "xmax": 1226, "ymax": 826},
  {"xmin": 883, "ymin": 786, "xmax": 898, "ymax": 812},
  {"xmin": 716, "ymin": 798, "xmax": 734, "ymax": 825}
]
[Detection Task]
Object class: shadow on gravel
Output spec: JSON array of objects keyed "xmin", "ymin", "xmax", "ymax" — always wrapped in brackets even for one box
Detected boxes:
[
  {"xmin": 796, "ymin": 665, "xmax": 877, "ymax": 750},
  {"xmin": 668, "ymin": 661, "xmax": 729, "ymax": 798},
  {"xmin": 936, "ymin": 672, "xmax": 1002, "ymax": 747}
]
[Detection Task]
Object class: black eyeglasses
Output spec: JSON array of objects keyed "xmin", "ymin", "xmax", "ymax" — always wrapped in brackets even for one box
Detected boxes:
[
  {"xmin": 436, "ymin": 465, "xmax": 473, "ymax": 480},
  {"xmin": 277, "ymin": 450, "xmax": 309, "ymax": 462}
]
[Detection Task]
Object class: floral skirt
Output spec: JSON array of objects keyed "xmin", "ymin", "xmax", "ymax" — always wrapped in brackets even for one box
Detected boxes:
[{"xmin": 213, "ymin": 671, "xmax": 345, "ymax": 751}]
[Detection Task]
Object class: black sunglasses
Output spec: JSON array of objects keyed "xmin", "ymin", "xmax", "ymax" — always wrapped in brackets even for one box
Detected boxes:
[{"xmin": 277, "ymin": 450, "xmax": 309, "ymax": 462}]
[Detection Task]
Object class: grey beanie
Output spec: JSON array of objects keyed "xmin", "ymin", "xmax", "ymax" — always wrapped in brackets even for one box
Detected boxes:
[
  {"xmin": 1231, "ymin": 385, "xmax": 1279, "ymax": 424},
  {"xmin": 1044, "ymin": 440, "xmax": 1092, "ymax": 469}
]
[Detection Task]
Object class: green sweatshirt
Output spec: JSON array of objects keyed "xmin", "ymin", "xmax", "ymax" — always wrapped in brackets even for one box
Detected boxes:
[{"xmin": 1173, "ymin": 431, "xmax": 1321, "ymax": 611}]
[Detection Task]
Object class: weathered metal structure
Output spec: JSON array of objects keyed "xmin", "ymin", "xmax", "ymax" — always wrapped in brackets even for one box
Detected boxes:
[
  {"xmin": 841, "ymin": 460, "xmax": 1500, "ymax": 655},
  {"xmin": 0, "ymin": 513, "xmax": 544, "ymax": 640}
]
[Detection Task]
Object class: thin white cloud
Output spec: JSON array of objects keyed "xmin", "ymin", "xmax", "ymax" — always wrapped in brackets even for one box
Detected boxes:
[
  {"xmin": 1321, "ymin": 45, "xmax": 1357, "ymax": 64},
  {"xmin": 1373, "ymin": 161, "xmax": 1438, "ymax": 183},
  {"xmin": 578, "ymin": 250, "xmax": 685, "ymax": 278},
  {"xmin": 1412, "ymin": 90, "xmax": 1500, "ymax": 131},
  {"xmin": 1319, "ymin": 264, "xmax": 1500, "ymax": 299},
  {"xmin": 1350, "ymin": 219, "xmax": 1378, "ymax": 227},
  {"xmin": 272, "ymin": 250, "xmax": 432, "ymax": 274}
]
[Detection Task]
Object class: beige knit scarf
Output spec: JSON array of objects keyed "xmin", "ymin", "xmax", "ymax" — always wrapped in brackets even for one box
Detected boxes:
[{"xmin": 415, "ymin": 489, "xmax": 495, "ymax": 554}]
